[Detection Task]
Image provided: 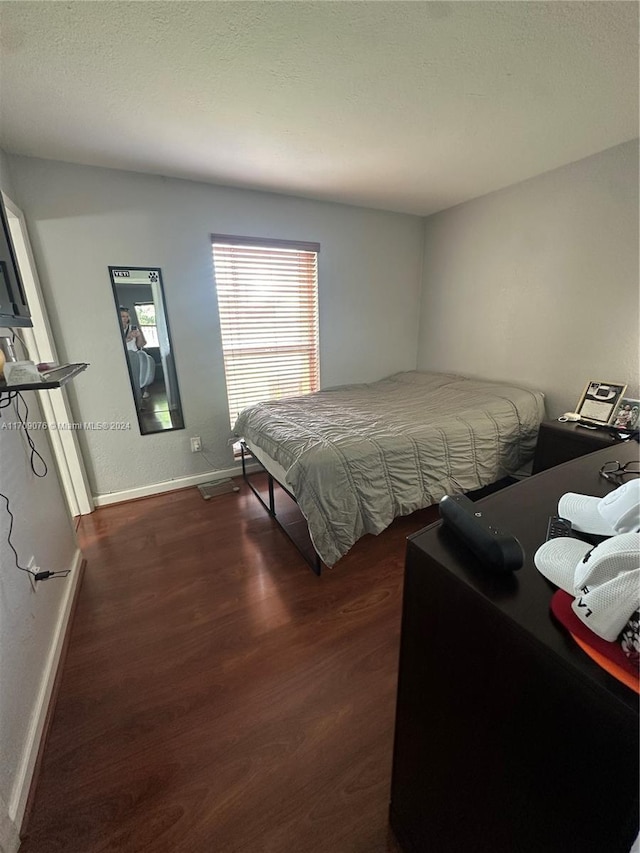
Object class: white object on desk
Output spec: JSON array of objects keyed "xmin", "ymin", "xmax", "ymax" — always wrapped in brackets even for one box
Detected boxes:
[
  {"xmin": 3, "ymin": 361, "xmax": 42, "ymax": 385},
  {"xmin": 558, "ymin": 412, "xmax": 581, "ymax": 422}
]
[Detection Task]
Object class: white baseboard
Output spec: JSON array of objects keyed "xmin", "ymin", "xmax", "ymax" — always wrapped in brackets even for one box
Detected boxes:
[
  {"xmin": 9, "ymin": 548, "xmax": 84, "ymax": 831},
  {"xmin": 93, "ymin": 462, "xmax": 259, "ymax": 507}
]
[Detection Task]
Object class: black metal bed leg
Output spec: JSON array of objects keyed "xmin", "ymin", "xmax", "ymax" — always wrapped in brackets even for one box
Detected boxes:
[
  {"xmin": 268, "ymin": 473, "xmax": 275, "ymax": 516},
  {"xmin": 241, "ymin": 442, "xmax": 275, "ymax": 517},
  {"xmin": 239, "ymin": 440, "xmax": 324, "ymax": 575},
  {"xmin": 312, "ymin": 553, "xmax": 322, "ymax": 576}
]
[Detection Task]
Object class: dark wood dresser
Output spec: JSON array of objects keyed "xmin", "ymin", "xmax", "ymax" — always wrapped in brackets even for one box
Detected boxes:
[{"xmin": 390, "ymin": 442, "xmax": 639, "ymax": 853}]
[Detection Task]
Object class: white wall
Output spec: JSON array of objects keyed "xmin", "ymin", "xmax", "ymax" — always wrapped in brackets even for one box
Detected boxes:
[
  {"xmin": 0, "ymin": 149, "xmax": 80, "ymax": 829},
  {"xmin": 8, "ymin": 143, "xmax": 634, "ymax": 502},
  {"xmin": 417, "ymin": 140, "xmax": 639, "ymax": 418},
  {"xmin": 6, "ymin": 156, "xmax": 425, "ymax": 499}
]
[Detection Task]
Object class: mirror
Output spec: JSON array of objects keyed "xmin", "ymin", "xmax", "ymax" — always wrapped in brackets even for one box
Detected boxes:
[{"xmin": 109, "ymin": 266, "xmax": 185, "ymax": 434}]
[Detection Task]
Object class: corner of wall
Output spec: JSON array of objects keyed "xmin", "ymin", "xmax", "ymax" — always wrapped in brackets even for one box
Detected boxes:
[{"xmin": 414, "ymin": 215, "xmax": 429, "ymax": 370}]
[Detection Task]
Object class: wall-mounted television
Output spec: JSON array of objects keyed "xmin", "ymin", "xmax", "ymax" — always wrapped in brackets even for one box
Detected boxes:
[{"xmin": 0, "ymin": 192, "xmax": 31, "ymax": 327}]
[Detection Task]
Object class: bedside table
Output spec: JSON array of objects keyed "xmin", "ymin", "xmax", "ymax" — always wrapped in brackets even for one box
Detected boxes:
[{"xmin": 532, "ymin": 420, "xmax": 622, "ymax": 474}]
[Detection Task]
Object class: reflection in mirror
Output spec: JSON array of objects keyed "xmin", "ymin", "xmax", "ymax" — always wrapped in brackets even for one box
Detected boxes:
[{"xmin": 109, "ymin": 266, "xmax": 185, "ymax": 434}]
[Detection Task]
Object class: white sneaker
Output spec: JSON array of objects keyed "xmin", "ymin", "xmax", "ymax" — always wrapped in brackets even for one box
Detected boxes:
[{"xmin": 142, "ymin": 390, "xmax": 150, "ymax": 399}]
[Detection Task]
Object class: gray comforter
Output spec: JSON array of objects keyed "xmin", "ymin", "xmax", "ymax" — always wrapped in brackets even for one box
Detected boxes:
[{"xmin": 234, "ymin": 371, "xmax": 545, "ymax": 566}]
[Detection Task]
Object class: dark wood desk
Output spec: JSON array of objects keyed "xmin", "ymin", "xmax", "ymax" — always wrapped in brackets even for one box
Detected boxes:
[{"xmin": 390, "ymin": 443, "xmax": 639, "ymax": 853}]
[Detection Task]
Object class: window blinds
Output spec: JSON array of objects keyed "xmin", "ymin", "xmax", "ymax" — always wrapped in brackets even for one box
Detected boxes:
[{"xmin": 212, "ymin": 235, "xmax": 320, "ymax": 429}]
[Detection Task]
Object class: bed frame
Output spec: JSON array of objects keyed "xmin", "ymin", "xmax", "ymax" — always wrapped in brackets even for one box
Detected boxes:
[
  {"xmin": 240, "ymin": 441, "xmax": 323, "ymax": 575},
  {"xmin": 240, "ymin": 442, "xmax": 517, "ymax": 577}
]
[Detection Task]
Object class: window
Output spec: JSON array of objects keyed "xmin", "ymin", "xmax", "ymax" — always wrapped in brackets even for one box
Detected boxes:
[
  {"xmin": 212, "ymin": 235, "xmax": 320, "ymax": 430},
  {"xmin": 134, "ymin": 302, "xmax": 159, "ymax": 347}
]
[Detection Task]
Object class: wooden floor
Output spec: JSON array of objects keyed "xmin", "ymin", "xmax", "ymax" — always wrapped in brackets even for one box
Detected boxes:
[{"xmin": 20, "ymin": 476, "xmax": 441, "ymax": 853}]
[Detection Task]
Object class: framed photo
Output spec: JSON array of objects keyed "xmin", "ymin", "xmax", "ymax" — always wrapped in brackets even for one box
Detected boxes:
[
  {"xmin": 575, "ymin": 380, "xmax": 627, "ymax": 425},
  {"xmin": 611, "ymin": 397, "xmax": 640, "ymax": 431}
]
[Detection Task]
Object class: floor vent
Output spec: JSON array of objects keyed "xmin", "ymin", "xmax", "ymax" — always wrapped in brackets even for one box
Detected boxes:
[{"xmin": 198, "ymin": 479, "xmax": 240, "ymax": 500}]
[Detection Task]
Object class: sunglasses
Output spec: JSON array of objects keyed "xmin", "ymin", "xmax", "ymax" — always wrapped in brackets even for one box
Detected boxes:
[{"xmin": 599, "ymin": 460, "xmax": 640, "ymax": 484}]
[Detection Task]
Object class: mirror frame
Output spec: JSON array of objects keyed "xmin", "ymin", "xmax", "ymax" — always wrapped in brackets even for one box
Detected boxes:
[{"xmin": 109, "ymin": 265, "xmax": 185, "ymax": 435}]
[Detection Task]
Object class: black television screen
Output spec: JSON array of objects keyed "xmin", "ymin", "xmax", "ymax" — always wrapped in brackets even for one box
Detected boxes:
[{"xmin": 0, "ymin": 193, "xmax": 32, "ymax": 328}]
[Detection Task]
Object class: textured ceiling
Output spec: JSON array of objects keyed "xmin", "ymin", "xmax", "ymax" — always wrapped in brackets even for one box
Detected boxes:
[{"xmin": 0, "ymin": 1, "xmax": 637, "ymax": 215}]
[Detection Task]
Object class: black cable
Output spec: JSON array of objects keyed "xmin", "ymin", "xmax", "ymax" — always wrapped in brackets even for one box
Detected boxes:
[
  {"xmin": 1, "ymin": 340, "xmax": 65, "ymax": 579},
  {"xmin": 0, "ymin": 390, "xmax": 18, "ymax": 409},
  {"xmin": 10, "ymin": 329, "xmax": 31, "ymax": 361},
  {"xmin": 0, "ymin": 391, "xmax": 48, "ymax": 473},
  {"xmin": 0, "ymin": 491, "xmax": 30, "ymax": 574},
  {"xmin": 0, "ymin": 491, "xmax": 70, "ymax": 580},
  {"xmin": 13, "ymin": 391, "xmax": 48, "ymax": 477}
]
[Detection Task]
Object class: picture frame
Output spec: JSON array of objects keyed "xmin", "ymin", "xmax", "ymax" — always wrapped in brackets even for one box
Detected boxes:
[
  {"xmin": 610, "ymin": 397, "xmax": 640, "ymax": 431},
  {"xmin": 575, "ymin": 380, "xmax": 627, "ymax": 426}
]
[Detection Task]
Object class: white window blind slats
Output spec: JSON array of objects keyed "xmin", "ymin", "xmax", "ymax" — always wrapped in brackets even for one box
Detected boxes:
[{"xmin": 212, "ymin": 237, "xmax": 320, "ymax": 430}]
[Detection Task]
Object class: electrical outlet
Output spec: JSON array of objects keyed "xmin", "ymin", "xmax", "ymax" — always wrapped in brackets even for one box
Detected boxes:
[
  {"xmin": 27, "ymin": 556, "xmax": 38, "ymax": 593},
  {"xmin": 190, "ymin": 436, "xmax": 202, "ymax": 453}
]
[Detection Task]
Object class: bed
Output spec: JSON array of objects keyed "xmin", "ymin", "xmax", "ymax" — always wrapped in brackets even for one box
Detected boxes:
[{"xmin": 233, "ymin": 371, "xmax": 545, "ymax": 570}]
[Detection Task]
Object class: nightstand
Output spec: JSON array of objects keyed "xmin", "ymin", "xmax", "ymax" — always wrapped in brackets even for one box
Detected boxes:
[{"xmin": 532, "ymin": 420, "xmax": 622, "ymax": 474}]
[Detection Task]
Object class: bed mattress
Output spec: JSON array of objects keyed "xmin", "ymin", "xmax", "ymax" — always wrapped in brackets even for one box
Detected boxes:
[{"xmin": 234, "ymin": 371, "xmax": 545, "ymax": 567}]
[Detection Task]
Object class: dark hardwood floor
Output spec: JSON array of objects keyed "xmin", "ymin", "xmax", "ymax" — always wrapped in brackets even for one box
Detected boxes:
[{"xmin": 19, "ymin": 475, "xmax": 441, "ymax": 853}]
